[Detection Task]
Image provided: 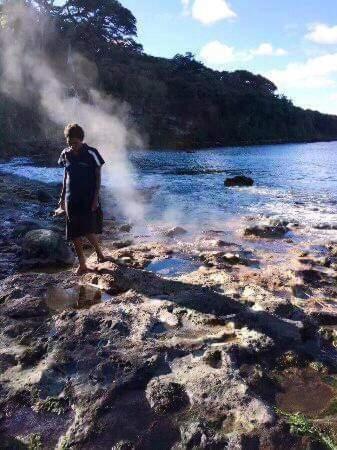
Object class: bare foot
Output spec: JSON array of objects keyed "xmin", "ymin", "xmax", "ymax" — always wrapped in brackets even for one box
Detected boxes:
[{"xmin": 96, "ymin": 254, "xmax": 113, "ymax": 263}]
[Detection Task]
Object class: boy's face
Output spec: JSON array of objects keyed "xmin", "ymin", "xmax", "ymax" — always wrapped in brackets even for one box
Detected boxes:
[{"xmin": 67, "ymin": 137, "xmax": 83, "ymax": 151}]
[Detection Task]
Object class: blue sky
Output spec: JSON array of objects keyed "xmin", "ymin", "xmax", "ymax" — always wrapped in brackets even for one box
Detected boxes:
[{"xmin": 122, "ymin": 0, "xmax": 337, "ymax": 115}]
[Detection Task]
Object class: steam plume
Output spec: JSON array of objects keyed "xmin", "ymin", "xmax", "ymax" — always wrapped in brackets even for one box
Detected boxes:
[{"xmin": 0, "ymin": 1, "xmax": 145, "ymax": 223}]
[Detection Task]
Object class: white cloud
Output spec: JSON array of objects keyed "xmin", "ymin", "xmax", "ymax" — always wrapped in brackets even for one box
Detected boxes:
[
  {"xmin": 306, "ymin": 23, "xmax": 337, "ymax": 45},
  {"xmin": 199, "ymin": 41, "xmax": 235, "ymax": 65},
  {"xmin": 184, "ymin": 0, "xmax": 237, "ymax": 25},
  {"xmin": 266, "ymin": 53, "xmax": 337, "ymax": 89},
  {"xmin": 181, "ymin": 0, "xmax": 190, "ymax": 15},
  {"xmin": 252, "ymin": 43, "xmax": 287, "ymax": 57},
  {"xmin": 199, "ymin": 41, "xmax": 287, "ymax": 68}
]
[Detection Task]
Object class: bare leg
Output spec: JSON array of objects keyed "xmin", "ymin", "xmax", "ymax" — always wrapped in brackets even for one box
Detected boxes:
[
  {"xmin": 73, "ymin": 238, "xmax": 88, "ymax": 274},
  {"xmin": 86, "ymin": 234, "xmax": 106, "ymax": 262}
]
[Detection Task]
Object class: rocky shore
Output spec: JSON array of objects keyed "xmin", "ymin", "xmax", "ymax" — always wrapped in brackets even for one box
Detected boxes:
[{"xmin": 1, "ymin": 172, "xmax": 337, "ymax": 449}]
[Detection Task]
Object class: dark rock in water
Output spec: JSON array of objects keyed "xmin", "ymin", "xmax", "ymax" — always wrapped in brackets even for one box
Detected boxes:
[
  {"xmin": 21, "ymin": 229, "xmax": 74, "ymax": 267},
  {"xmin": 314, "ymin": 223, "xmax": 337, "ymax": 230},
  {"xmin": 225, "ymin": 176, "xmax": 254, "ymax": 187},
  {"xmin": 164, "ymin": 227, "xmax": 187, "ymax": 238},
  {"xmin": 244, "ymin": 220, "xmax": 289, "ymax": 238},
  {"xmin": 146, "ymin": 379, "xmax": 189, "ymax": 414},
  {"xmin": 119, "ymin": 224, "xmax": 132, "ymax": 233}
]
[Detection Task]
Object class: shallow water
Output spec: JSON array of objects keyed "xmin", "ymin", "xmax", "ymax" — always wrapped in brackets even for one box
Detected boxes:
[
  {"xmin": 45, "ymin": 284, "xmax": 111, "ymax": 312},
  {"xmin": 275, "ymin": 368, "xmax": 336, "ymax": 417},
  {"xmin": 146, "ymin": 257, "xmax": 201, "ymax": 278}
]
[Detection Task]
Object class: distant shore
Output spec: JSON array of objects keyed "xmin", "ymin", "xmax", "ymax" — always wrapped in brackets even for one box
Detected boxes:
[{"xmin": 1, "ymin": 134, "xmax": 337, "ymax": 162}]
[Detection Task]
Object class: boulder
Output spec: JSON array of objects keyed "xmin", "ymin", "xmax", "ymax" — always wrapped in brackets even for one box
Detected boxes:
[
  {"xmin": 163, "ymin": 227, "xmax": 187, "ymax": 238},
  {"xmin": 21, "ymin": 229, "xmax": 74, "ymax": 266},
  {"xmin": 244, "ymin": 220, "xmax": 289, "ymax": 238},
  {"xmin": 12, "ymin": 220, "xmax": 43, "ymax": 239},
  {"xmin": 225, "ymin": 176, "xmax": 254, "ymax": 187}
]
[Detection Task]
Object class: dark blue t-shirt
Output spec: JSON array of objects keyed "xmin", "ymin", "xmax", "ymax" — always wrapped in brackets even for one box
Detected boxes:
[{"xmin": 58, "ymin": 144, "xmax": 105, "ymax": 208}]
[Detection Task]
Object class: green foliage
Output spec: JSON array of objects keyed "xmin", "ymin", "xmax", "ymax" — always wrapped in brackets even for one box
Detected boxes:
[
  {"xmin": 28, "ymin": 433, "xmax": 42, "ymax": 450},
  {"xmin": 59, "ymin": 436, "xmax": 71, "ymax": 450},
  {"xmin": 277, "ymin": 409, "xmax": 337, "ymax": 450},
  {"xmin": 34, "ymin": 396, "xmax": 69, "ymax": 415}
]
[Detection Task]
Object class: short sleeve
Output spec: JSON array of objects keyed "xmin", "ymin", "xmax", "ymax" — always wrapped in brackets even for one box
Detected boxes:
[
  {"xmin": 58, "ymin": 150, "xmax": 66, "ymax": 167},
  {"xmin": 88, "ymin": 148, "xmax": 105, "ymax": 167}
]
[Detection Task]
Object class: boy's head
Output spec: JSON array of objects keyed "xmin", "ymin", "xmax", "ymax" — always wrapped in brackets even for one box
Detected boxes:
[{"xmin": 64, "ymin": 123, "xmax": 84, "ymax": 150}]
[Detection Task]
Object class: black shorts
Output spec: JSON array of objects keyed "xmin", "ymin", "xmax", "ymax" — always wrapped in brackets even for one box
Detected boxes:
[{"xmin": 66, "ymin": 204, "xmax": 103, "ymax": 241}]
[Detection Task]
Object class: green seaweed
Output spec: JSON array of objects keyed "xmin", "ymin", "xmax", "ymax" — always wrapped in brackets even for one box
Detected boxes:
[
  {"xmin": 28, "ymin": 434, "xmax": 42, "ymax": 450},
  {"xmin": 277, "ymin": 409, "xmax": 337, "ymax": 450}
]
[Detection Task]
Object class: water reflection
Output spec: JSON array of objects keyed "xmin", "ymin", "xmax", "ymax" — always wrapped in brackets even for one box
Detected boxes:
[
  {"xmin": 45, "ymin": 285, "xmax": 106, "ymax": 311},
  {"xmin": 146, "ymin": 257, "xmax": 201, "ymax": 278}
]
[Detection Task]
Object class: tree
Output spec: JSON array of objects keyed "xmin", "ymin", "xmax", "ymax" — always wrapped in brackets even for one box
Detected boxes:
[{"xmin": 56, "ymin": 0, "xmax": 142, "ymax": 54}]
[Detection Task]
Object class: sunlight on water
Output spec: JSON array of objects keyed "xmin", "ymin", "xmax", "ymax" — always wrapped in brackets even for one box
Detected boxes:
[{"xmin": 2, "ymin": 141, "xmax": 337, "ymax": 232}]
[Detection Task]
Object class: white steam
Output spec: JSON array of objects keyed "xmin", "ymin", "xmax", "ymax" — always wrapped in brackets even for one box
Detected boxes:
[{"xmin": 0, "ymin": 2, "xmax": 145, "ymax": 224}]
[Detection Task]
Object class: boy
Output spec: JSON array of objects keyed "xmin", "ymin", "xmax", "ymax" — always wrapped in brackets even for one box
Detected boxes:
[{"xmin": 58, "ymin": 123, "xmax": 106, "ymax": 275}]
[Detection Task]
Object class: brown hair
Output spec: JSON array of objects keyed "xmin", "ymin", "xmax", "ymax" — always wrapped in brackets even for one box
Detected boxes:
[{"xmin": 64, "ymin": 123, "xmax": 85, "ymax": 141}]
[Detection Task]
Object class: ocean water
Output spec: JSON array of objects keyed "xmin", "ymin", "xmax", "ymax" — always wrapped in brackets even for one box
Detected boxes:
[
  {"xmin": 131, "ymin": 141, "xmax": 337, "ymax": 231},
  {"xmin": 2, "ymin": 142, "xmax": 337, "ymax": 233}
]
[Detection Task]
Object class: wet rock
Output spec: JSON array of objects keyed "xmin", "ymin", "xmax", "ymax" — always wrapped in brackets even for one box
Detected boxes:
[
  {"xmin": 242, "ymin": 285, "xmax": 295, "ymax": 318},
  {"xmin": 164, "ymin": 227, "xmax": 188, "ymax": 238},
  {"xmin": 225, "ymin": 176, "xmax": 254, "ymax": 187},
  {"xmin": 315, "ymin": 223, "xmax": 337, "ymax": 230},
  {"xmin": 203, "ymin": 349, "xmax": 222, "ymax": 368},
  {"xmin": 146, "ymin": 378, "xmax": 189, "ymax": 414},
  {"xmin": 18, "ymin": 343, "xmax": 47, "ymax": 368},
  {"xmin": 309, "ymin": 309, "xmax": 337, "ymax": 325},
  {"xmin": 291, "ymin": 283, "xmax": 311, "ymax": 299},
  {"xmin": 11, "ymin": 220, "xmax": 43, "ymax": 239},
  {"xmin": 297, "ymin": 269, "xmax": 322, "ymax": 285},
  {"xmin": 21, "ymin": 229, "xmax": 74, "ymax": 267},
  {"xmin": 112, "ymin": 441, "xmax": 135, "ymax": 450},
  {"xmin": 236, "ymin": 328, "xmax": 275, "ymax": 356},
  {"xmin": 112, "ymin": 239, "xmax": 133, "ymax": 249},
  {"xmin": 180, "ymin": 421, "xmax": 205, "ymax": 448},
  {"xmin": 244, "ymin": 220, "xmax": 289, "ymax": 239},
  {"xmin": 3, "ymin": 296, "xmax": 49, "ymax": 319},
  {"xmin": 200, "ymin": 251, "xmax": 251, "ymax": 268},
  {"xmin": 0, "ymin": 353, "xmax": 17, "ymax": 373},
  {"xmin": 119, "ymin": 224, "xmax": 132, "ymax": 233},
  {"xmin": 277, "ymin": 351, "xmax": 299, "ymax": 369}
]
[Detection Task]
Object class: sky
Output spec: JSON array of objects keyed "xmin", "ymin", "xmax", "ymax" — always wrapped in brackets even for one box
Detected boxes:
[{"xmin": 121, "ymin": 0, "xmax": 337, "ymax": 115}]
